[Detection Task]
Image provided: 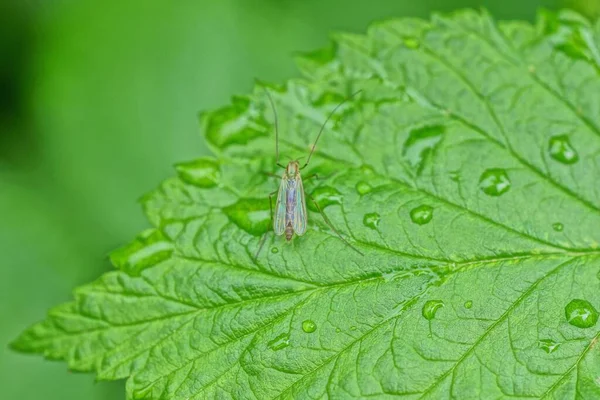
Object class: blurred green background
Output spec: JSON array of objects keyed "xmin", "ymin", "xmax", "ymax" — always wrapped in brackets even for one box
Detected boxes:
[{"xmin": 1, "ymin": 0, "xmax": 597, "ymax": 399}]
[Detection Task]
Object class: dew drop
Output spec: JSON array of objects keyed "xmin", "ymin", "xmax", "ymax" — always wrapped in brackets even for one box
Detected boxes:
[
  {"xmin": 479, "ymin": 168, "xmax": 511, "ymax": 196},
  {"xmin": 404, "ymin": 37, "xmax": 420, "ymax": 49},
  {"xmin": 308, "ymin": 186, "xmax": 342, "ymax": 212},
  {"xmin": 410, "ymin": 205, "xmax": 434, "ymax": 225},
  {"xmin": 549, "ymin": 135, "xmax": 579, "ymax": 165},
  {"xmin": 175, "ymin": 158, "xmax": 220, "ymax": 188},
  {"xmin": 356, "ymin": 181, "xmax": 372, "ymax": 196},
  {"xmin": 565, "ymin": 299, "xmax": 599, "ymax": 329},
  {"xmin": 302, "ymin": 320, "xmax": 317, "ymax": 333},
  {"xmin": 350, "ymin": 326, "xmax": 357, "ymax": 331},
  {"xmin": 335, "ymin": 327, "xmax": 341, "ymax": 333},
  {"xmin": 271, "ymin": 247, "xmax": 279, "ymax": 254},
  {"xmin": 267, "ymin": 332, "xmax": 290, "ymax": 351},
  {"xmin": 552, "ymin": 222, "xmax": 564, "ymax": 232},
  {"xmin": 222, "ymin": 198, "xmax": 270, "ymax": 236},
  {"xmin": 363, "ymin": 213, "xmax": 381, "ymax": 230},
  {"xmin": 422, "ymin": 300, "xmax": 445, "ymax": 320},
  {"xmin": 538, "ymin": 339, "xmax": 561, "ymax": 354},
  {"xmin": 402, "ymin": 125, "xmax": 445, "ymax": 174},
  {"xmin": 464, "ymin": 300, "xmax": 473, "ymax": 309}
]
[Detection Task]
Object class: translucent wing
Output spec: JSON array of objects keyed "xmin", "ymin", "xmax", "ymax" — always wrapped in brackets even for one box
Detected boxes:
[
  {"xmin": 273, "ymin": 175, "xmax": 287, "ymax": 236},
  {"xmin": 292, "ymin": 175, "xmax": 308, "ymax": 236}
]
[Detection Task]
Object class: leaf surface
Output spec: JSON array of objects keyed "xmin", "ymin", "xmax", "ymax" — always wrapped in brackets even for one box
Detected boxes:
[{"xmin": 13, "ymin": 9, "xmax": 600, "ymax": 399}]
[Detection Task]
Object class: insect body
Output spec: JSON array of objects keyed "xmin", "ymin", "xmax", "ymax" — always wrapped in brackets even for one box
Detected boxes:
[
  {"xmin": 254, "ymin": 87, "xmax": 364, "ymax": 260},
  {"xmin": 274, "ymin": 160, "xmax": 307, "ymax": 241}
]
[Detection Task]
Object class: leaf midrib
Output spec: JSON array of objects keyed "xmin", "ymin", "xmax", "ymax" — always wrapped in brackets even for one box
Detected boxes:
[
  {"xmin": 416, "ymin": 257, "xmax": 576, "ymax": 398},
  {"xmin": 539, "ymin": 330, "xmax": 600, "ymax": 399},
  {"xmin": 274, "ymin": 256, "xmax": 591, "ymax": 399},
  {"xmin": 137, "ymin": 252, "xmax": 597, "ymax": 398}
]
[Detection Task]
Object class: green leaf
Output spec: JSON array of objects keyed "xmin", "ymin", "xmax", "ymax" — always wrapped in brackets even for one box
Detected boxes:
[{"xmin": 12, "ymin": 9, "xmax": 600, "ymax": 399}]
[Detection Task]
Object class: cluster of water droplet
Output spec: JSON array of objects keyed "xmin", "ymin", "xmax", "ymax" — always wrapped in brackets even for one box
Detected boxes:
[
  {"xmin": 265, "ymin": 292, "xmax": 599, "ymax": 353},
  {"xmin": 415, "ymin": 296, "xmax": 598, "ymax": 355}
]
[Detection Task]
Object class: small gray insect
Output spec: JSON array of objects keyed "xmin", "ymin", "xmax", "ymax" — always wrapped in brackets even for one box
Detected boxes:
[{"xmin": 254, "ymin": 88, "xmax": 364, "ymax": 260}]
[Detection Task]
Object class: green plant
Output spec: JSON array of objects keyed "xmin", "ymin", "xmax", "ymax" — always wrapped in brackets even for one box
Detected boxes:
[{"xmin": 12, "ymin": 9, "xmax": 600, "ymax": 399}]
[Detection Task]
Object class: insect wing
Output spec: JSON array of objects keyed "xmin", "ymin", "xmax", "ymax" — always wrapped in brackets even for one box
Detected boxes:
[
  {"xmin": 273, "ymin": 175, "xmax": 287, "ymax": 235},
  {"xmin": 292, "ymin": 175, "xmax": 308, "ymax": 235}
]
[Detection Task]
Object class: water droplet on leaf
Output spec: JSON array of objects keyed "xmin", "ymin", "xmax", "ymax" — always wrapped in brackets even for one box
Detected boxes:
[
  {"xmin": 464, "ymin": 300, "xmax": 473, "ymax": 309},
  {"xmin": 271, "ymin": 247, "xmax": 279, "ymax": 254},
  {"xmin": 222, "ymin": 198, "xmax": 270, "ymax": 236},
  {"xmin": 549, "ymin": 135, "xmax": 579, "ymax": 164},
  {"xmin": 302, "ymin": 320, "xmax": 317, "ymax": 333},
  {"xmin": 350, "ymin": 326, "xmax": 357, "ymax": 331},
  {"xmin": 402, "ymin": 125, "xmax": 445, "ymax": 174},
  {"xmin": 363, "ymin": 213, "xmax": 380, "ymax": 230},
  {"xmin": 410, "ymin": 205, "xmax": 433, "ymax": 225},
  {"xmin": 175, "ymin": 158, "xmax": 220, "ymax": 188},
  {"xmin": 479, "ymin": 168, "xmax": 511, "ymax": 196},
  {"xmin": 538, "ymin": 339, "xmax": 561, "ymax": 354},
  {"xmin": 308, "ymin": 186, "xmax": 342, "ymax": 212},
  {"xmin": 552, "ymin": 222, "xmax": 564, "ymax": 232},
  {"xmin": 422, "ymin": 300, "xmax": 445, "ymax": 320},
  {"xmin": 565, "ymin": 299, "xmax": 599, "ymax": 329},
  {"xmin": 268, "ymin": 332, "xmax": 290, "ymax": 351},
  {"xmin": 356, "ymin": 181, "xmax": 372, "ymax": 195}
]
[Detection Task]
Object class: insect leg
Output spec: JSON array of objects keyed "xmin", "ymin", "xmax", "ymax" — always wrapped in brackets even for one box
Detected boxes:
[
  {"xmin": 306, "ymin": 193, "xmax": 364, "ymax": 256},
  {"xmin": 254, "ymin": 190, "xmax": 278, "ymax": 261},
  {"xmin": 262, "ymin": 172, "xmax": 283, "ymax": 180}
]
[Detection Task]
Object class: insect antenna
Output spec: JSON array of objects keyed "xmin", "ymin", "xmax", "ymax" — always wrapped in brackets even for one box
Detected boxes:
[
  {"xmin": 301, "ymin": 89, "xmax": 363, "ymax": 170},
  {"xmin": 262, "ymin": 87, "xmax": 286, "ymax": 169}
]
